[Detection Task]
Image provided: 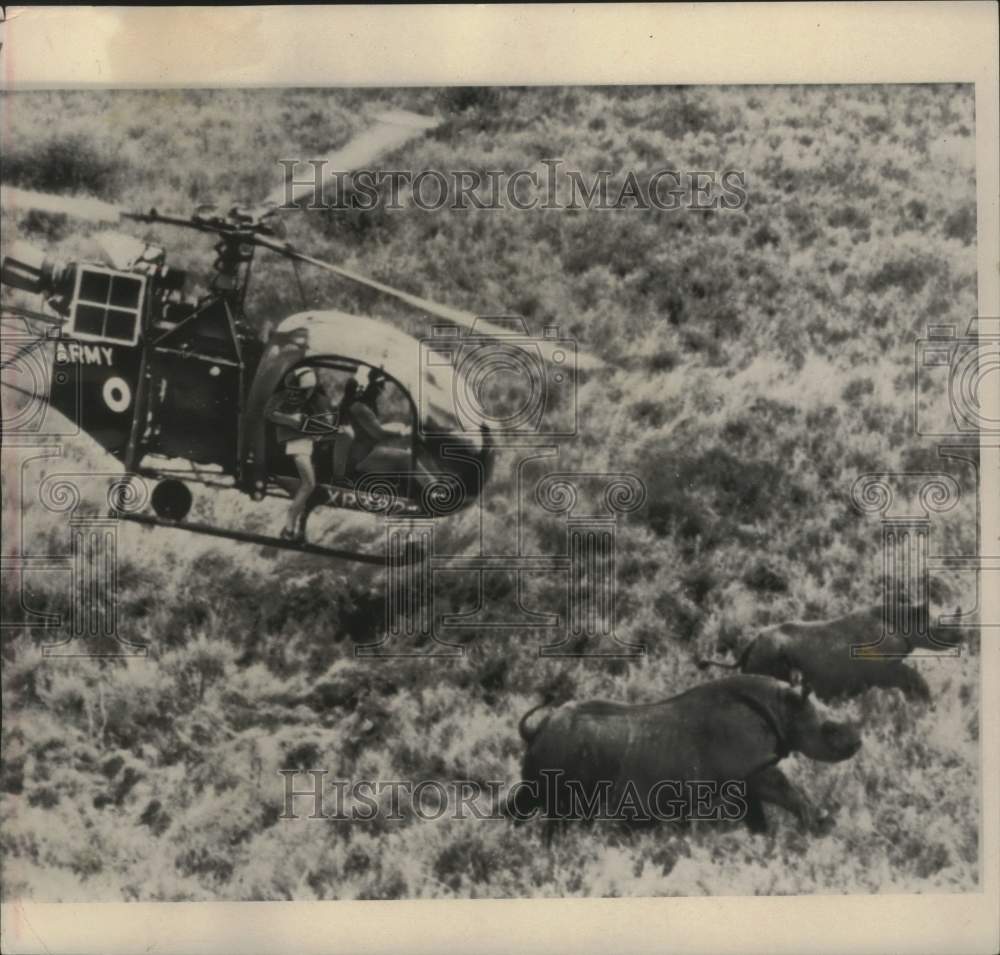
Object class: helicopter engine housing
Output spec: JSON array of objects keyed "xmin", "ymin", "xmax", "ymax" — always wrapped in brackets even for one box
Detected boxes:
[{"xmin": 1, "ymin": 241, "xmax": 76, "ymax": 309}]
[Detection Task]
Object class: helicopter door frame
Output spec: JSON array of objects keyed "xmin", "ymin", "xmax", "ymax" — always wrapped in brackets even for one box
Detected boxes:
[{"xmin": 121, "ymin": 286, "xmax": 155, "ymax": 473}]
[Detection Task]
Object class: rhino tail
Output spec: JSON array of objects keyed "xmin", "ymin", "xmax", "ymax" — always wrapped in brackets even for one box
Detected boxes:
[{"xmin": 518, "ymin": 700, "xmax": 555, "ymax": 743}]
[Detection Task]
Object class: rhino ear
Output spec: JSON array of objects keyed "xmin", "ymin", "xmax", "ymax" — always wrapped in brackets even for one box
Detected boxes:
[
  {"xmin": 800, "ymin": 678, "xmax": 813, "ymax": 702},
  {"xmin": 788, "ymin": 667, "xmax": 804, "ymax": 688}
]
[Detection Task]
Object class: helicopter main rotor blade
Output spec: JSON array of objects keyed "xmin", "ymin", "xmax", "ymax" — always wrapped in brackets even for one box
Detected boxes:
[
  {"xmin": 0, "ymin": 185, "xmax": 125, "ymax": 225},
  {"xmin": 256, "ymin": 236, "xmax": 605, "ymax": 370},
  {"xmin": 264, "ymin": 109, "xmax": 440, "ymax": 208}
]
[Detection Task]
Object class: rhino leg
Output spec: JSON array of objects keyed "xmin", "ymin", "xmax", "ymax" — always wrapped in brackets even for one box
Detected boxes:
[
  {"xmin": 885, "ymin": 664, "xmax": 931, "ymax": 702},
  {"xmin": 747, "ymin": 766, "xmax": 831, "ymax": 835},
  {"xmin": 544, "ymin": 817, "xmax": 566, "ymax": 848},
  {"xmin": 743, "ymin": 795, "xmax": 770, "ymax": 834}
]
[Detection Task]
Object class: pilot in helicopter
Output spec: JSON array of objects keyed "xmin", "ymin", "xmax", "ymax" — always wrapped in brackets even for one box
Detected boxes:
[{"xmin": 338, "ymin": 366, "xmax": 431, "ymax": 495}]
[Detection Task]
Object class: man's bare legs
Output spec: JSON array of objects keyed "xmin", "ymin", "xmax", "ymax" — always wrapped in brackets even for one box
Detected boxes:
[{"xmin": 284, "ymin": 453, "xmax": 316, "ymax": 539}]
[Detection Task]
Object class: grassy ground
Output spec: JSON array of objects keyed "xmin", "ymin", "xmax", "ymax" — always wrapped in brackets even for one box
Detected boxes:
[{"xmin": 0, "ymin": 84, "xmax": 981, "ymax": 899}]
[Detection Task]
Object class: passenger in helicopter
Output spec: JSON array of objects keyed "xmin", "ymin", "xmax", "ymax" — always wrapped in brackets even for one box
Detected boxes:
[
  {"xmin": 338, "ymin": 367, "xmax": 431, "ymax": 498},
  {"xmin": 264, "ymin": 366, "xmax": 335, "ymax": 541}
]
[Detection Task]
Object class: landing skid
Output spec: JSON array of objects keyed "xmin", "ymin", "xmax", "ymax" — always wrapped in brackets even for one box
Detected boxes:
[{"xmin": 115, "ymin": 512, "xmax": 425, "ymax": 565}]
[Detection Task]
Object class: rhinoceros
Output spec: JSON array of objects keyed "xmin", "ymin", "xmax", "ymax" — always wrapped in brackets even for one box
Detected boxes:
[
  {"xmin": 508, "ymin": 675, "xmax": 861, "ymax": 835},
  {"xmin": 699, "ymin": 603, "xmax": 961, "ymax": 701}
]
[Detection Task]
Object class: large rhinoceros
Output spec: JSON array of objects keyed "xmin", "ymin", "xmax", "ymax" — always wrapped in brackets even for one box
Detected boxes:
[
  {"xmin": 699, "ymin": 603, "xmax": 962, "ymax": 701},
  {"xmin": 508, "ymin": 675, "xmax": 861, "ymax": 835}
]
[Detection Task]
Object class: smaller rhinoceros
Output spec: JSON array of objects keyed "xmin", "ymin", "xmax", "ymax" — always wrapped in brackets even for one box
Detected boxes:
[
  {"xmin": 699, "ymin": 603, "xmax": 961, "ymax": 702},
  {"xmin": 508, "ymin": 675, "xmax": 861, "ymax": 836}
]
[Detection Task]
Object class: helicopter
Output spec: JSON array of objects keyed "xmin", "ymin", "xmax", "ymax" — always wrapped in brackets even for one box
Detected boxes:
[{"xmin": 1, "ymin": 109, "xmax": 601, "ymax": 563}]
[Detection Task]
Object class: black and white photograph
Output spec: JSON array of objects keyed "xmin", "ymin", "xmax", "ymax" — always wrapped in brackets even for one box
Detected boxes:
[{"xmin": 1, "ymin": 5, "xmax": 997, "ymax": 954}]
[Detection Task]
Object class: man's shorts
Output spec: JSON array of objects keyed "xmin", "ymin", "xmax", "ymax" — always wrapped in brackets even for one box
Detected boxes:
[{"xmin": 285, "ymin": 437, "xmax": 315, "ymax": 458}]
